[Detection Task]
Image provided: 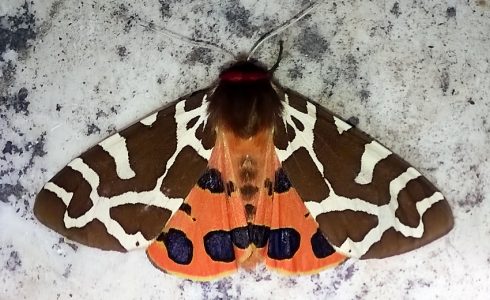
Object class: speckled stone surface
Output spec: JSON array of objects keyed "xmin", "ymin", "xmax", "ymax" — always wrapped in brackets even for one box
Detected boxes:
[{"xmin": 1, "ymin": 0, "xmax": 489, "ymax": 299}]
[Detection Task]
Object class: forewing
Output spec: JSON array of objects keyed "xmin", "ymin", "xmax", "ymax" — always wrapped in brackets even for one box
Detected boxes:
[
  {"xmin": 274, "ymin": 88, "xmax": 453, "ymax": 259},
  {"xmin": 34, "ymin": 90, "xmax": 215, "ymax": 251}
]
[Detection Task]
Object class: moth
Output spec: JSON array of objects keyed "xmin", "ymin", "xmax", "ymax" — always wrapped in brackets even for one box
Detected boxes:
[
  {"xmin": 34, "ymin": 55, "xmax": 453, "ymax": 280},
  {"xmin": 34, "ymin": 1, "xmax": 454, "ymax": 276}
]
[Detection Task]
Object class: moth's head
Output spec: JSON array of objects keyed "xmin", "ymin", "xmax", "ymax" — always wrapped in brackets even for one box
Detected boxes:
[{"xmin": 218, "ymin": 60, "xmax": 272, "ymax": 83}]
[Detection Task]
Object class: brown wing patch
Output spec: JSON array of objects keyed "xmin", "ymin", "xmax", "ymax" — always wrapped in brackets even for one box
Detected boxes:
[
  {"xmin": 110, "ymin": 204, "xmax": 172, "ymax": 240},
  {"xmin": 161, "ymin": 145, "xmax": 208, "ymax": 198},
  {"xmin": 281, "ymin": 147, "xmax": 329, "ymax": 202},
  {"xmin": 316, "ymin": 211, "xmax": 379, "ymax": 245},
  {"xmin": 83, "ymin": 107, "xmax": 178, "ymax": 198}
]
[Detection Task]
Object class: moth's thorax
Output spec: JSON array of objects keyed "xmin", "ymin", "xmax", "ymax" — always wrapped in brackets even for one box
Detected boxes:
[{"xmin": 207, "ymin": 62, "xmax": 283, "ymax": 138}]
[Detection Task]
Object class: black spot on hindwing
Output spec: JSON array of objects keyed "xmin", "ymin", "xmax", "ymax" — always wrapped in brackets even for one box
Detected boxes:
[
  {"xmin": 158, "ymin": 229, "xmax": 193, "ymax": 265},
  {"xmin": 231, "ymin": 226, "xmax": 250, "ymax": 249},
  {"xmin": 274, "ymin": 168, "xmax": 292, "ymax": 193},
  {"xmin": 204, "ymin": 231, "xmax": 235, "ymax": 262},
  {"xmin": 311, "ymin": 229, "xmax": 335, "ymax": 258},
  {"xmin": 249, "ymin": 224, "xmax": 270, "ymax": 248},
  {"xmin": 267, "ymin": 228, "xmax": 300, "ymax": 260},
  {"xmin": 197, "ymin": 168, "xmax": 224, "ymax": 193}
]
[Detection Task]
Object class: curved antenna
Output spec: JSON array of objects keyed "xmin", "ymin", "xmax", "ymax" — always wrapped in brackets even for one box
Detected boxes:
[
  {"xmin": 247, "ymin": 1, "xmax": 319, "ymax": 61},
  {"xmin": 130, "ymin": 17, "xmax": 236, "ymax": 59},
  {"xmin": 268, "ymin": 40, "xmax": 284, "ymax": 74}
]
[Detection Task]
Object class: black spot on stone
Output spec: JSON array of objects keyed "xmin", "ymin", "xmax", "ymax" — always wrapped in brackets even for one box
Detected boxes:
[
  {"xmin": 62, "ymin": 264, "xmax": 72, "ymax": 278},
  {"xmin": 186, "ymin": 116, "xmax": 199, "ymax": 130},
  {"xmin": 390, "ymin": 2, "xmax": 401, "ymax": 17},
  {"xmin": 158, "ymin": 0, "xmax": 173, "ymax": 19},
  {"xmin": 290, "ymin": 115, "xmax": 305, "ymax": 131},
  {"xmin": 117, "ymin": 45, "xmax": 128, "ymax": 58},
  {"xmin": 231, "ymin": 226, "xmax": 250, "ymax": 249},
  {"xmin": 267, "ymin": 228, "xmax": 301, "ymax": 260},
  {"xmin": 264, "ymin": 178, "xmax": 273, "ymax": 196},
  {"xmin": 185, "ymin": 47, "xmax": 215, "ymax": 66},
  {"xmin": 347, "ymin": 116, "xmax": 359, "ymax": 127},
  {"xmin": 197, "ymin": 168, "xmax": 224, "ymax": 193},
  {"xmin": 3, "ymin": 141, "xmax": 23, "ymax": 154},
  {"xmin": 5, "ymin": 250, "xmax": 21, "ymax": 271},
  {"xmin": 311, "ymin": 229, "xmax": 335, "ymax": 258},
  {"xmin": 468, "ymin": 98, "xmax": 475, "ymax": 105},
  {"xmin": 297, "ymin": 28, "xmax": 329, "ymax": 60},
  {"xmin": 179, "ymin": 203, "xmax": 192, "ymax": 216},
  {"xmin": 248, "ymin": 224, "xmax": 270, "ymax": 248},
  {"xmin": 440, "ymin": 70, "xmax": 449, "ymax": 94},
  {"xmin": 1, "ymin": 88, "xmax": 30, "ymax": 115},
  {"xmin": 0, "ymin": 183, "xmax": 26, "ymax": 203},
  {"xmin": 158, "ymin": 228, "xmax": 193, "ymax": 265},
  {"xmin": 56, "ymin": 104, "xmax": 62, "ymax": 111},
  {"xmin": 0, "ymin": 2, "xmax": 37, "ymax": 56},
  {"xmin": 224, "ymin": 3, "xmax": 259, "ymax": 38},
  {"xmin": 240, "ymin": 184, "xmax": 259, "ymax": 199},
  {"xmin": 204, "ymin": 230, "xmax": 235, "ymax": 262},
  {"xmin": 22, "ymin": 132, "xmax": 47, "ymax": 174},
  {"xmin": 95, "ymin": 109, "xmax": 109, "ymax": 119},
  {"xmin": 446, "ymin": 7, "xmax": 456, "ymax": 18},
  {"xmin": 343, "ymin": 54, "xmax": 359, "ymax": 82},
  {"xmin": 87, "ymin": 123, "xmax": 101, "ymax": 135},
  {"xmin": 287, "ymin": 65, "xmax": 304, "ymax": 80},
  {"xmin": 360, "ymin": 89, "xmax": 371, "ymax": 102},
  {"xmin": 274, "ymin": 168, "xmax": 292, "ymax": 193},
  {"xmin": 1, "ymin": 61, "xmax": 16, "ymax": 86}
]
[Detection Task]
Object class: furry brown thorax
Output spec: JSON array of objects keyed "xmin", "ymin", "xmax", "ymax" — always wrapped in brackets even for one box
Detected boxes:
[{"xmin": 207, "ymin": 61, "xmax": 283, "ymax": 138}]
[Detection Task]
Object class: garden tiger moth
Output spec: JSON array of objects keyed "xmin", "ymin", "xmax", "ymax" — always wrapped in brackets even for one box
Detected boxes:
[{"xmin": 33, "ymin": 5, "xmax": 453, "ymax": 281}]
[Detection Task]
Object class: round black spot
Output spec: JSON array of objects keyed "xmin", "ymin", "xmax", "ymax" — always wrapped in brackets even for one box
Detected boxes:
[
  {"xmin": 161, "ymin": 229, "xmax": 193, "ymax": 265},
  {"xmin": 267, "ymin": 228, "xmax": 300, "ymax": 260},
  {"xmin": 197, "ymin": 168, "xmax": 224, "ymax": 193},
  {"xmin": 248, "ymin": 224, "xmax": 270, "ymax": 248},
  {"xmin": 231, "ymin": 226, "xmax": 250, "ymax": 249},
  {"xmin": 274, "ymin": 168, "xmax": 292, "ymax": 193},
  {"xmin": 311, "ymin": 229, "xmax": 335, "ymax": 258},
  {"xmin": 204, "ymin": 230, "xmax": 235, "ymax": 262}
]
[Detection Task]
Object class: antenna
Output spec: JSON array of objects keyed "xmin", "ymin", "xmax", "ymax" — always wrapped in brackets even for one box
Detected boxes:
[
  {"xmin": 247, "ymin": 1, "xmax": 319, "ymax": 61},
  {"xmin": 126, "ymin": 16, "xmax": 236, "ymax": 59}
]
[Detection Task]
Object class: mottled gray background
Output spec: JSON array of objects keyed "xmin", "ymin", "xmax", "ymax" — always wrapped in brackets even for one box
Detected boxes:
[{"xmin": 1, "ymin": 0, "xmax": 489, "ymax": 299}]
